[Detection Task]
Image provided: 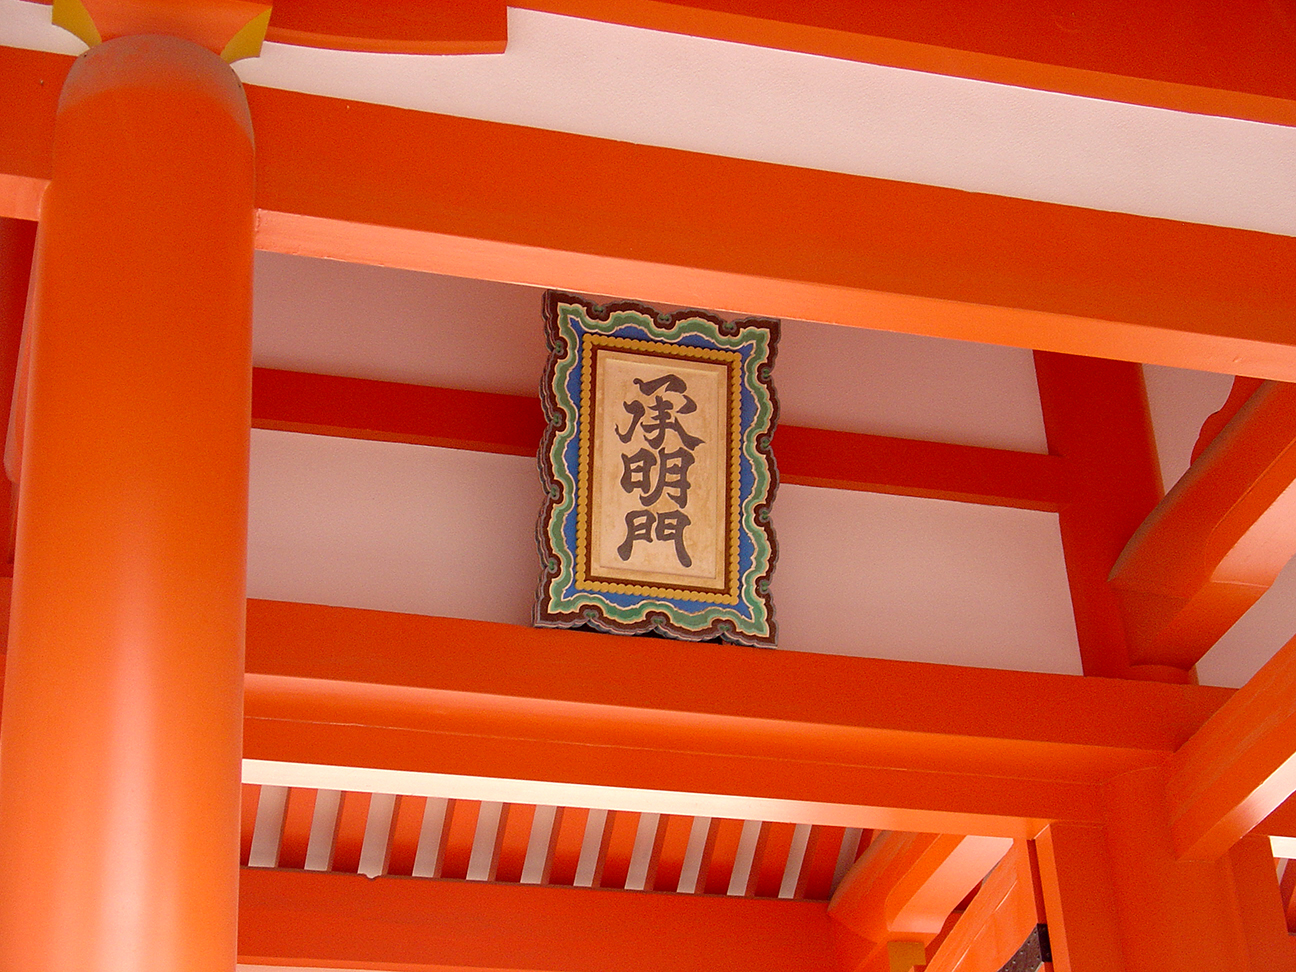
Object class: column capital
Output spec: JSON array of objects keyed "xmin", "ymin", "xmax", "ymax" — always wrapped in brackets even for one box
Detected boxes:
[{"xmin": 52, "ymin": 0, "xmax": 272, "ymax": 62}]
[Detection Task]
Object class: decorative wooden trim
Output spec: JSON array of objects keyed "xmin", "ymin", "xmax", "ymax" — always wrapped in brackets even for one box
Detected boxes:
[{"xmin": 536, "ymin": 293, "xmax": 778, "ymax": 646}]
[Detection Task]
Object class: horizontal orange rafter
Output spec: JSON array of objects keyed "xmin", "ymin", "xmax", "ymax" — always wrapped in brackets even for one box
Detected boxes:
[
  {"xmin": 522, "ymin": 0, "xmax": 1296, "ymax": 125},
  {"xmin": 239, "ymin": 867, "xmax": 836, "ymax": 972},
  {"xmin": 250, "ymin": 367, "xmax": 1066, "ymax": 510},
  {"xmin": 234, "ymin": 599, "xmax": 1235, "ymax": 836},
  {"xmin": 1166, "ymin": 630, "xmax": 1296, "ymax": 860},
  {"xmin": 1110, "ymin": 381, "xmax": 1296, "ymax": 670},
  {"xmin": 4, "ymin": 45, "xmax": 1296, "ymax": 377}
]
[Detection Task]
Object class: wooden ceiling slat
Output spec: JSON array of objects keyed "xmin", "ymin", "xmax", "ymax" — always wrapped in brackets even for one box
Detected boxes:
[
  {"xmin": 277, "ymin": 787, "xmax": 317, "ymax": 870},
  {"xmin": 385, "ymin": 794, "xmax": 426, "ymax": 877}
]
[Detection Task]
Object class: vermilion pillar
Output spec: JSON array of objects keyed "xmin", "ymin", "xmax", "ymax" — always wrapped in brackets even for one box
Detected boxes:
[{"xmin": 0, "ymin": 35, "xmax": 253, "ymax": 971}]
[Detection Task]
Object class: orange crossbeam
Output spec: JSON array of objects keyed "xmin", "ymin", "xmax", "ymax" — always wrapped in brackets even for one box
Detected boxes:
[
  {"xmin": 4, "ymin": 46, "xmax": 1296, "ymax": 377},
  {"xmin": 239, "ymin": 866, "xmax": 836, "ymax": 972},
  {"xmin": 1166, "ymin": 630, "xmax": 1296, "ymax": 860},
  {"xmin": 240, "ymin": 600, "xmax": 1233, "ymax": 835},
  {"xmin": 249, "ymin": 367, "xmax": 1066, "ymax": 510},
  {"xmin": 1111, "ymin": 380, "xmax": 1296, "ymax": 671}
]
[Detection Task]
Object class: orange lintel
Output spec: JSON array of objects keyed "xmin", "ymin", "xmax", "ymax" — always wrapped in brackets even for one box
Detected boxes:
[
  {"xmin": 922, "ymin": 841, "xmax": 1040, "ymax": 972},
  {"xmin": 1110, "ymin": 381, "xmax": 1296, "ymax": 671},
  {"xmin": 238, "ymin": 599, "xmax": 1234, "ymax": 834},
  {"xmin": 522, "ymin": 0, "xmax": 1296, "ymax": 126},
  {"xmin": 249, "ymin": 367, "xmax": 1066, "ymax": 510},
  {"xmin": 1166, "ymin": 630, "xmax": 1296, "ymax": 861},
  {"xmin": 239, "ymin": 867, "xmax": 836, "ymax": 972},
  {"xmin": 3, "ymin": 45, "xmax": 1296, "ymax": 377}
]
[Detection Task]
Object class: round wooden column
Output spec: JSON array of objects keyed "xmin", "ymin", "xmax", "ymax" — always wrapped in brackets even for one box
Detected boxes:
[{"xmin": 0, "ymin": 35, "xmax": 253, "ymax": 971}]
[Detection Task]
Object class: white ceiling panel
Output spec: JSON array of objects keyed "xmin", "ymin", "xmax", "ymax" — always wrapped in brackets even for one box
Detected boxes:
[{"xmin": 249, "ymin": 430, "xmax": 1080, "ymax": 673}]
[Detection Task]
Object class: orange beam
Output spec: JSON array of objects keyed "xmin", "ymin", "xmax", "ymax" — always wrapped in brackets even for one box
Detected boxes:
[
  {"xmin": 1034, "ymin": 352, "xmax": 1164, "ymax": 680},
  {"xmin": 5, "ymin": 45, "xmax": 1296, "ymax": 377},
  {"xmin": 522, "ymin": 0, "xmax": 1296, "ymax": 125},
  {"xmin": 830, "ymin": 830, "xmax": 1012, "ymax": 959},
  {"xmin": 1166, "ymin": 630, "xmax": 1296, "ymax": 860},
  {"xmin": 251, "ymin": 367, "xmax": 1068, "ymax": 510},
  {"xmin": 240, "ymin": 600, "xmax": 1233, "ymax": 835},
  {"xmin": 1110, "ymin": 381, "xmax": 1296, "ymax": 671},
  {"xmin": 240, "ymin": 866, "xmax": 836, "ymax": 972},
  {"xmin": 922, "ymin": 841, "xmax": 1042, "ymax": 972}
]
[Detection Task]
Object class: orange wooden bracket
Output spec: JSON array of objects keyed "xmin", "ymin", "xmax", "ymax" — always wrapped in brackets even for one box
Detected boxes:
[
  {"xmin": 249, "ymin": 367, "xmax": 1066, "ymax": 510},
  {"xmin": 922, "ymin": 841, "xmax": 1044, "ymax": 972},
  {"xmin": 239, "ymin": 866, "xmax": 837, "ymax": 972},
  {"xmin": 1034, "ymin": 351, "xmax": 1164, "ymax": 680},
  {"xmin": 1110, "ymin": 380, "xmax": 1296, "ymax": 672},
  {"xmin": 829, "ymin": 830, "xmax": 1012, "ymax": 970},
  {"xmin": 1165, "ymin": 629, "xmax": 1296, "ymax": 860}
]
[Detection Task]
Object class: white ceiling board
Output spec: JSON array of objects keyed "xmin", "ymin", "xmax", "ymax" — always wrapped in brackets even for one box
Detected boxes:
[
  {"xmin": 1196, "ymin": 555, "xmax": 1296, "ymax": 689},
  {"xmin": 249, "ymin": 430, "xmax": 1080, "ymax": 674},
  {"xmin": 773, "ymin": 485, "xmax": 1081, "ymax": 674},
  {"xmin": 778, "ymin": 319, "xmax": 1047, "ymax": 452},
  {"xmin": 253, "ymin": 251, "xmax": 548, "ymax": 395},
  {"xmin": 247, "ymin": 430, "xmax": 542, "ymax": 625},
  {"xmin": 1142, "ymin": 363, "xmax": 1234, "ymax": 493}
]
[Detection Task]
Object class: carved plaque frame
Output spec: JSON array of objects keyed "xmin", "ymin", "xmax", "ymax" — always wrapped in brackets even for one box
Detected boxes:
[{"xmin": 536, "ymin": 292, "xmax": 778, "ymax": 646}]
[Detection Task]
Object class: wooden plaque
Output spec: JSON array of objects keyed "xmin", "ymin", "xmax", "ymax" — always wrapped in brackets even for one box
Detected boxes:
[{"xmin": 536, "ymin": 293, "xmax": 778, "ymax": 646}]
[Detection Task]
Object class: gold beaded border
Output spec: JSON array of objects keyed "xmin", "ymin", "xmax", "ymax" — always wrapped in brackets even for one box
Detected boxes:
[{"xmin": 575, "ymin": 333, "xmax": 741, "ymax": 605}]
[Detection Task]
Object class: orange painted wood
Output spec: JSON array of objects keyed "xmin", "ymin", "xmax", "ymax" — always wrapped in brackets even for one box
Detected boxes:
[
  {"xmin": 1228, "ymin": 834, "xmax": 1296, "ymax": 971},
  {"xmin": 1111, "ymin": 381, "xmax": 1296, "ymax": 671},
  {"xmin": 0, "ymin": 217, "xmax": 34, "ymax": 574},
  {"xmin": 749, "ymin": 821, "xmax": 798, "ymax": 897},
  {"xmin": 1166, "ymin": 630, "xmax": 1296, "ymax": 860},
  {"xmin": 239, "ymin": 866, "xmax": 837, "ymax": 972},
  {"xmin": 796, "ymin": 826, "xmax": 846, "ymax": 900},
  {"xmin": 0, "ymin": 37, "xmax": 253, "ymax": 972},
  {"xmin": 1191, "ymin": 376, "xmax": 1265, "ymax": 464},
  {"xmin": 494, "ymin": 803, "xmax": 536, "ymax": 883},
  {"xmin": 250, "ymin": 368, "xmax": 1065, "ymax": 509},
  {"xmin": 1033, "ymin": 822, "xmax": 1125, "ymax": 972},
  {"xmin": 649, "ymin": 814, "xmax": 694, "ymax": 892},
  {"xmin": 277, "ymin": 787, "xmax": 317, "ymax": 869},
  {"xmin": 329, "ymin": 790, "xmax": 371, "ymax": 873},
  {"xmin": 4, "ymin": 48, "xmax": 1296, "ymax": 376},
  {"xmin": 240, "ymin": 784, "xmax": 260, "ymax": 867},
  {"xmin": 242, "ymin": 600, "xmax": 1231, "ymax": 834},
  {"xmin": 384, "ymin": 794, "xmax": 426, "ymax": 877},
  {"xmin": 266, "ymin": 0, "xmax": 505, "ymax": 53},
  {"xmin": 1101, "ymin": 766, "xmax": 1254, "ymax": 970},
  {"xmin": 595, "ymin": 809, "xmax": 639, "ymax": 889},
  {"xmin": 521, "ymin": 0, "xmax": 1296, "ymax": 124},
  {"xmin": 701, "ymin": 817, "xmax": 746, "ymax": 895},
  {"xmin": 922, "ymin": 841, "xmax": 1040, "ymax": 972},
  {"xmin": 1034, "ymin": 352, "xmax": 1165, "ymax": 680},
  {"xmin": 438, "ymin": 798, "xmax": 481, "ymax": 880},
  {"xmin": 251, "ymin": 367, "xmax": 544, "ymax": 457},
  {"xmin": 547, "ymin": 806, "xmax": 590, "ymax": 887},
  {"xmin": 772, "ymin": 424, "xmax": 1065, "ymax": 510},
  {"xmin": 831, "ymin": 831, "xmax": 1011, "ymax": 948}
]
